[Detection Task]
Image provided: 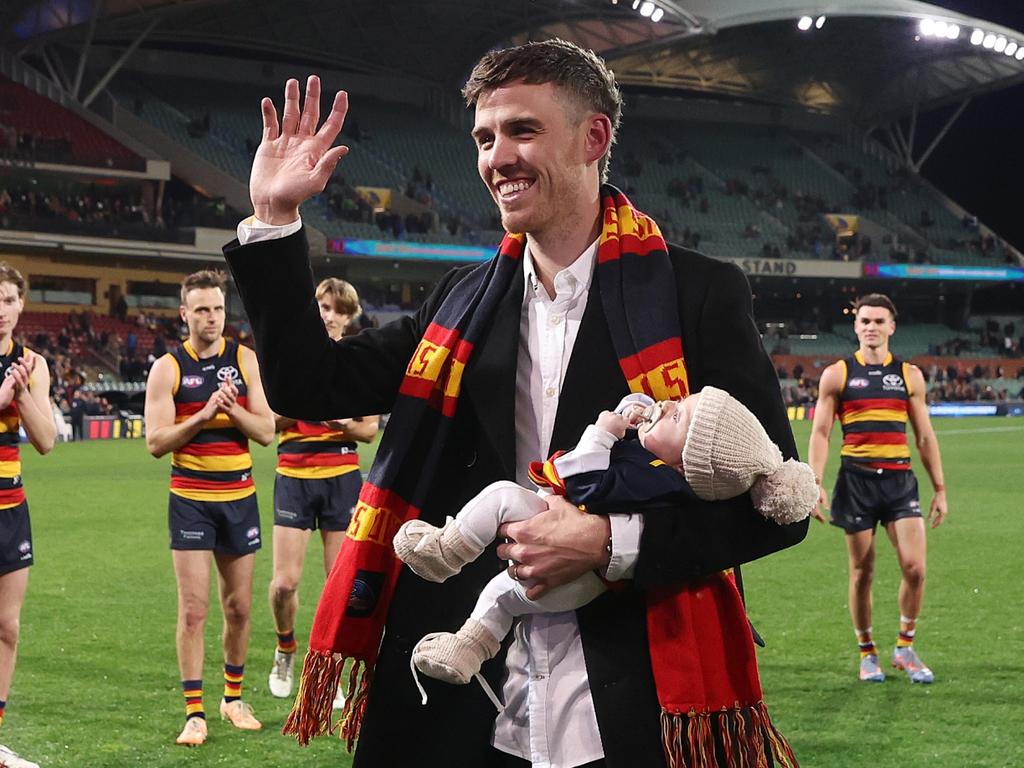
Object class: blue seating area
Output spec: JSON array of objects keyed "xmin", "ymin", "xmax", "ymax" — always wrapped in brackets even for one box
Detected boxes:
[{"xmin": 110, "ymin": 73, "xmax": 1014, "ymax": 265}]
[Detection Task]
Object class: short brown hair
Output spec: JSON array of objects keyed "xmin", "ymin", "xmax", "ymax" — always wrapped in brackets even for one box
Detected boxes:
[
  {"xmin": 316, "ymin": 278, "xmax": 361, "ymax": 318},
  {"xmin": 0, "ymin": 262, "xmax": 25, "ymax": 297},
  {"xmin": 853, "ymin": 293, "xmax": 897, "ymax": 319},
  {"xmin": 462, "ymin": 38, "xmax": 623, "ymax": 182},
  {"xmin": 180, "ymin": 269, "xmax": 227, "ymax": 304}
]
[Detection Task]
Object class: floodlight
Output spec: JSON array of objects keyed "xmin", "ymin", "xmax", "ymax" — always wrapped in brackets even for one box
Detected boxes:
[
  {"xmin": 933, "ymin": 20, "xmax": 948, "ymax": 38},
  {"xmin": 651, "ymin": 7, "xmax": 664, "ymax": 22},
  {"xmin": 919, "ymin": 18, "xmax": 934, "ymax": 36},
  {"xmin": 983, "ymin": 33, "xmax": 996, "ymax": 48},
  {"xmin": 798, "ymin": 16, "xmax": 813, "ymax": 31},
  {"xmin": 1005, "ymin": 41, "xmax": 1018, "ymax": 56},
  {"xmin": 815, "ymin": 15, "xmax": 826, "ymax": 29},
  {"xmin": 632, "ymin": 0, "xmax": 641, "ymax": 9},
  {"xmin": 946, "ymin": 24, "xmax": 959, "ymax": 40},
  {"xmin": 970, "ymin": 29, "xmax": 984, "ymax": 45},
  {"xmin": 1016, "ymin": 47, "xmax": 1024, "ymax": 60},
  {"xmin": 994, "ymin": 36, "xmax": 1007, "ymax": 52},
  {"xmin": 640, "ymin": 1, "xmax": 655, "ymax": 17}
]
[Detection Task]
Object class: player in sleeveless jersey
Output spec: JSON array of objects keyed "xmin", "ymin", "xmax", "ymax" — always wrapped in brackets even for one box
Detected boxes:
[
  {"xmin": 809, "ymin": 294, "xmax": 947, "ymax": 685},
  {"xmin": 0, "ymin": 263, "xmax": 56, "ymax": 768},
  {"xmin": 145, "ymin": 271, "xmax": 274, "ymax": 746},
  {"xmin": 266, "ymin": 279, "xmax": 379, "ymax": 702}
]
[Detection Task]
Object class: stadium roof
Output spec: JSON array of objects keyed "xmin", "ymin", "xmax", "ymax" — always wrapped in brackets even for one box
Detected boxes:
[{"xmin": 3, "ymin": 0, "xmax": 1024, "ymax": 126}]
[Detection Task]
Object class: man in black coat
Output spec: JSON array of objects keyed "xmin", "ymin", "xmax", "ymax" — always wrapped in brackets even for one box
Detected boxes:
[{"xmin": 225, "ymin": 40, "xmax": 806, "ymax": 768}]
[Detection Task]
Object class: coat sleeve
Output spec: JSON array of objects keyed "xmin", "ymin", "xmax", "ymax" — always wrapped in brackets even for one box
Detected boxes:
[
  {"xmin": 633, "ymin": 259, "xmax": 808, "ymax": 588},
  {"xmin": 223, "ymin": 228, "xmax": 468, "ymax": 421}
]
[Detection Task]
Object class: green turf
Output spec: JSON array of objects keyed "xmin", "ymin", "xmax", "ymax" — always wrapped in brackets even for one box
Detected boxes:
[{"xmin": 4, "ymin": 417, "xmax": 1022, "ymax": 766}]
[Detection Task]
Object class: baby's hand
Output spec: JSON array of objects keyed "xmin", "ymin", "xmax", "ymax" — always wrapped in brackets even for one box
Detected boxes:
[
  {"xmin": 595, "ymin": 410, "xmax": 629, "ymax": 438},
  {"xmin": 620, "ymin": 402, "xmax": 649, "ymax": 427}
]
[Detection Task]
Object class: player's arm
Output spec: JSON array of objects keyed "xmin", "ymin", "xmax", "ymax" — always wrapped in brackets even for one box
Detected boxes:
[
  {"xmin": 15, "ymin": 353, "xmax": 57, "ymax": 455},
  {"xmin": 324, "ymin": 414, "xmax": 380, "ymax": 443},
  {"xmin": 807, "ymin": 362, "xmax": 843, "ymax": 522},
  {"xmin": 144, "ymin": 355, "xmax": 221, "ymax": 458},
  {"xmin": 274, "ymin": 414, "xmax": 298, "ymax": 432},
  {"xmin": 227, "ymin": 345, "xmax": 275, "ymax": 446},
  {"xmin": 906, "ymin": 364, "xmax": 947, "ymax": 528}
]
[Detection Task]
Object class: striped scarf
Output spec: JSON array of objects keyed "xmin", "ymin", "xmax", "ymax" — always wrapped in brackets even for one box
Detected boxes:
[{"xmin": 284, "ymin": 186, "xmax": 797, "ymax": 768}]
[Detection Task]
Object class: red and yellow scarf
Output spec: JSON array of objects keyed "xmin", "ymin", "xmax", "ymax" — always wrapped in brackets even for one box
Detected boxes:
[{"xmin": 284, "ymin": 186, "xmax": 797, "ymax": 767}]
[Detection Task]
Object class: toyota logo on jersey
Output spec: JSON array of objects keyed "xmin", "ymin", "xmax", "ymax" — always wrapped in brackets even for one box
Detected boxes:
[{"xmin": 217, "ymin": 366, "xmax": 241, "ymax": 385}]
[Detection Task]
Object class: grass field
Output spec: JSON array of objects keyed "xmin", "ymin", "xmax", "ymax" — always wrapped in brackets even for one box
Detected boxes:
[{"xmin": 3, "ymin": 416, "xmax": 1022, "ymax": 767}]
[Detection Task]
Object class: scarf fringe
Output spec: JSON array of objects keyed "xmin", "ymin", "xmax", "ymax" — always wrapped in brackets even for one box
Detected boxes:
[
  {"xmin": 334, "ymin": 659, "xmax": 371, "ymax": 751},
  {"xmin": 660, "ymin": 702, "xmax": 799, "ymax": 768},
  {"xmin": 281, "ymin": 651, "xmax": 347, "ymax": 746}
]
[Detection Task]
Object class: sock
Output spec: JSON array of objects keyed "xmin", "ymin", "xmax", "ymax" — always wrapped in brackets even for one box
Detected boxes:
[
  {"xmin": 0, "ymin": 697, "xmax": 6, "ymax": 727},
  {"xmin": 182, "ymin": 680, "xmax": 204, "ymax": 720},
  {"xmin": 223, "ymin": 663, "xmax": 244, "ymax": 703},
  {"xmin": 855, "ymin": 627, "xmax": 877, "ymax": 658},
  {"xmin": 276, "ymin": 630, "xmax": 297, "ymax": 654},
  {"xmin": 897, "ymin": 615, "xmax": 917, "ymax": 648}
]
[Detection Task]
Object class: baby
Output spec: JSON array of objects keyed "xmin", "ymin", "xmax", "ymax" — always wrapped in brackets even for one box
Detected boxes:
[{"xmin": 393, "ymin": 386, "xmax": 816, "ymax": 698}]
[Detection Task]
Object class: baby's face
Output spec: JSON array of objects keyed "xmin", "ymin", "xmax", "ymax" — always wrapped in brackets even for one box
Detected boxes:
[{"xmin": 636, "ymin": 394, "xmax": 701, "ymax": 466}]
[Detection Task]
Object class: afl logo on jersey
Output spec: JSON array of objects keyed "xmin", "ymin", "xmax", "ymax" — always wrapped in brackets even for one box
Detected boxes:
[
  {"xmin": 848, "ymin": 377, "xmax": 869, "ymax": 389},
  {"xmin": 217, "ymin": 366, "xmax": 240, "ymax": 385},
  {"xmin": 181, "ymin": 375, "xmax": 204, "ymax": 389},
  {"xmin": 883, "ymin": 374, "xmax": 904, "ymax": 390}
]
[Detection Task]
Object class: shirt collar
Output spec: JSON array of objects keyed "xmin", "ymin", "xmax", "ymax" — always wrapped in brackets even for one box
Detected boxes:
[{"xmin": 522, "ymin": 237, "xmax": 599, "ymax": 302}]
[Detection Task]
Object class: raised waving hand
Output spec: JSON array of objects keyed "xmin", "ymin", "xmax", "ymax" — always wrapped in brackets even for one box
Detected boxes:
[{"xmin": 250, "ymin": 75, "xmax": 349, "ymax": 225}]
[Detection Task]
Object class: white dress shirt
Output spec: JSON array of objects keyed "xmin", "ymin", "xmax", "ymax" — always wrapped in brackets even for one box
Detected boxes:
[
  {"xmin": 237, "ymin": 218, "xmax": 645, "ymax": 768},
  {"xmin": 491, "ymin": 241, "xmax": 644, "ymax": 768}
]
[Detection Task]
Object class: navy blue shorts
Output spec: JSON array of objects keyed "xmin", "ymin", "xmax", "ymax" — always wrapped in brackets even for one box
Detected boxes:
[
  {"xmin": 168, "ymin": 494, "xmax": 261, "ymax": 555},
  {"xmin": 830, "ymin": 466, "xmax": 921, "ymax": 534},
  {"xmin": 0, "ymin": 501, "xmax": 33, "ymax": 574},
  {"xmin": 273, "ymin": 471, "xmax": 361, "ymax": 531}
]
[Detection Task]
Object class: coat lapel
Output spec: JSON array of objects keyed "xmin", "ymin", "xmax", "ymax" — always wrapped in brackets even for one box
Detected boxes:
[{"xmin": 462, "ymin": 265, "xmax": 523, "ymax": 479}]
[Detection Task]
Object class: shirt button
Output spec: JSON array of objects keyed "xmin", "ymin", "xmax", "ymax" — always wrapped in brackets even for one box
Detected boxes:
[
  {"xmin": 545, "ymin": 387, "xmax": 556, "ymax": 397},
  {"xmin": 550, "ymin": 315, "xmax": 563, "ymax": 326}
]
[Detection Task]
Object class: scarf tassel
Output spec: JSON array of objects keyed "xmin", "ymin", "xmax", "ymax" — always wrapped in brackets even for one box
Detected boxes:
[
  {"xmin": 660, "ymin": 702, "xmax": 799, "ymax": 768},
  {"xmin": 334, "ymin": 659, "xmax": 371, "ymax": 750},
  {"xmin": 281, "ymin": 651, "xmax": 351, "ymax": 746}
]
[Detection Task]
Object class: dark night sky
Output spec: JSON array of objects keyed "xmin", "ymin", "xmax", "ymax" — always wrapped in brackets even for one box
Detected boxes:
[{"xmin": 917, "ymin": 1, "xmax": 1024, "ymax": 251}]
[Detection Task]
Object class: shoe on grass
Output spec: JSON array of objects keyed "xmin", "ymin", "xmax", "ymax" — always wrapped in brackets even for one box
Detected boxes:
[
  {"xmin": 859, "ymin": 653, "xmax": 885, "ymax": 682},
  {"xmin": 174, "ymin": 716, "xmax": 208, "ymax": 747},
  {"xmin": 332, "ymin": 684, "xmax": 346, "ymax": 710},
  {"xmin": 892, "ymin": 646, "xmax": 934, "ymax": 684},
  {"xmin": 268, "ymin": 649, "xmax": 295, "ymax": 698},
  {"xmin": 219, "ymin": 699, "xmax": 262, "ymax": 730},
  {"xmin": 0, "ymin": 744, "xmax": 40, "ymax": 768}
]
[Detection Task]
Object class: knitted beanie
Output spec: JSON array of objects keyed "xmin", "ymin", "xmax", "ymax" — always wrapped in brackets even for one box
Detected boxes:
[{"xmin": 682, "ymin": 386, "xmax": 783, "ymax": 501}]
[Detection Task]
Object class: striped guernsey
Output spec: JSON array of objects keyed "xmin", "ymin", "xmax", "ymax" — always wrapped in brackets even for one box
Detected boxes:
[
  {"xmin": 276, "ymin": 421, "xmax": 360, "ymax": 480},
  {"xmin": 168, "ymin": 338, "xmax": 254, "ymax": 501},
  {"xmin": 0, "ymin": 340, "xmax": 27, "ymax": 509},
  {"xmin": 837, "ymin": 350, "xmax": 913, "ymax": 471}
]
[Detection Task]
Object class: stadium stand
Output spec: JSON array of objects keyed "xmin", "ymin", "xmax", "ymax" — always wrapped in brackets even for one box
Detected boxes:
[
  {"xmin": 0, "ymin": 75, "xmax": 143, "ymax": 171},
  {"xmin": 105, "ymin": 71, "xmax": 1017, "ymax": 266}
]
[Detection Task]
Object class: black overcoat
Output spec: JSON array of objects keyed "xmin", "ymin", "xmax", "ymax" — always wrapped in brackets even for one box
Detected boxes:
[{"xmin": 224, "ymin": 229, "xmax": 807, "ymax": 768}]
